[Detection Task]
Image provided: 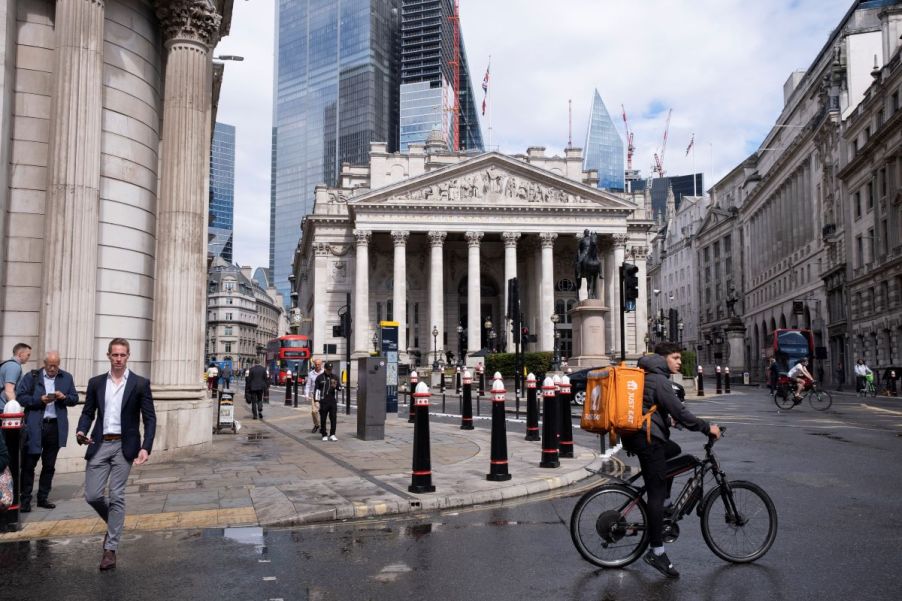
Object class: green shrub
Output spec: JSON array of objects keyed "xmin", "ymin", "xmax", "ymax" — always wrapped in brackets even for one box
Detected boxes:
[
  {"xmin": 680, "ymin": 350, "xmax": 697, "ymax": 378},
  {"xmin": 486, "ymin": 352, "xmax": 553, "ymax": 377}
]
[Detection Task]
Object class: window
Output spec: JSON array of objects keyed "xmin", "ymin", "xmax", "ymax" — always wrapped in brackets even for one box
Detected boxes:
[
  {"xmin": 881, "ymin": 281, "xmax": 889, "ymax": 310},
  {"xmin": 881, "ymin": 220, "xmax": 889, "ymax": 256},
  {"xmin": 224, "ymin": 327, "xmax": 233, "ymax": 336},
  {"xmin": 225, "ymin": 342, "xmax": 232, "ymax": 353},
  {"xmin": 892, "ymin": 91, "xmax": 899, "ymax": 114},
  {"xmin": 225, "ymin": 312, "xmax": 232, "ymax": 320},
  {"xmin": 387, "ymin": 299, "xmax": 393, "ymax": 321},
  {"xmin": 868, "ymin": 228, "xmax": 875, "ymax": 263},
  {"xmin": 855, "ymin": 191, "xmax": 862, "ymax": 219},
  {"xmin": 879, "ymin": 168, "xmax": 887, "ymax": 198},
  {"xmin": 227, "ymin": 298, "xmax": 233, "ymax": 305},
  {"xmin": 867, "ymin": 182, "xmax": 874, "ymax": 210}
]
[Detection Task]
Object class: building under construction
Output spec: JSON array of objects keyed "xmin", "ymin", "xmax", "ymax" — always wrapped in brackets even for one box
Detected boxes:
[{"xmin": 400, "ymin": 0, "xmax": 484, "ymax": 152}]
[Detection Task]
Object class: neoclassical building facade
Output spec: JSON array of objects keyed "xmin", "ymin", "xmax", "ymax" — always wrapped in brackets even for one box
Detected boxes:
[
  {"xmin": 293, "ymin": 140, "xmax": 653, "ymax": 376},
  {"xmin": 0, "ymin": 0, "xmax": 233, "ymax": 470}
]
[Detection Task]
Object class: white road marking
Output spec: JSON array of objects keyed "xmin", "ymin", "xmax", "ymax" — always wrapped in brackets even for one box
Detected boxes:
[{"xmin": 861, "ymin": 404, "xmax": 902, "ymax": 416}]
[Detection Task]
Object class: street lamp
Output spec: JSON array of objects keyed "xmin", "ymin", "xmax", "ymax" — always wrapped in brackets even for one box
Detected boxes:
[
  {"xmin": 678, "ymin": 319, "xmax": 684, "ymax": 344},
  {"xmin": 483, "ymin": 317, "xmax": 493, "ymax": 350},
  {"xmin": 432, "ymin": 325, "xmax": 439, "ymax": 371},
  {"xmin": 457, "ymin": 324, "xmax": 464, "ymax": 366},
  {"xmin": 551, "ymin": 313, "xmax": 561, "ymax": 371}
]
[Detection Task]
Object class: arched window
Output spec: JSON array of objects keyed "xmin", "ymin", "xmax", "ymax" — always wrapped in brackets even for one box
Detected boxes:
[{"xmin": 555, "ymin": 278, "xmax": 577, "ymax": 292}]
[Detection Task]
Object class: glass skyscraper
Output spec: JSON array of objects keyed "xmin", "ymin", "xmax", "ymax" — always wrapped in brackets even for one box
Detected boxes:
[
  {"xmin": 209, "ymin": 122, "xmax": 235, "ymax": 264},
  {"xmin": 399, "ymin": 0, "xmax": 483, "ymax": 152},
  {"xmin": 270, "ymin": 0, "xmax": 402, "ymax": 303},
  {"xmin": 583, "ymin": 89, "xmax": 624, "ymax": 192}
]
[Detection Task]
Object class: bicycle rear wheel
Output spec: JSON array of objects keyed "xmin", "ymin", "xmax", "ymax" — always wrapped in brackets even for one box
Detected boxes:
[
  {"xmin": 570, "ymin": 484, "xmax": 649, "ymax": 568},
  {"xmin": 773, "ymin": 389, "xmax": 794, "ymax": 410},
  {"xmin": 808, "ymin": 389, "xmax": 832, "ymax": 411},
  {"xmin": 701, "ymin": 480, "xmax": 777, "ymax": 563}
]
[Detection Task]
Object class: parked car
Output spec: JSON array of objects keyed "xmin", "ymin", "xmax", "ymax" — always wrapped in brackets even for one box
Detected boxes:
[{"xmin": 566, "ymin": 366, "xmax": 607, "ymax": 406}]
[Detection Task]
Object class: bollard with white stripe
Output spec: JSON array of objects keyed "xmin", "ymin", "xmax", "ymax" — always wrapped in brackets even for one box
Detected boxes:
[
  {"xmin": 539, "ymin": 376, "xmax": 560, "ymax": 468},
  {"xmin": 724, "ymin": 366, "xmax": 731, "ymax": 394},
  {"xmin": 524, "ymin": 373, "xmax": 540, "ymax": 441},
  {"xmin": 558, "ymin": 374, "xmax": 574, "ymax": 458},
  {"xmin": 408, "ymin": 371, "xmax": 418, "ymax": 423},
  {"xmin": 716, "ymin": 365, "xmax": 723, "ymax": 394},
  {"xmin": 460, "ymin": 369, "xmax": 474, "ymax": 430},
  {"xmin": 486, "ymin": 373, "xmax": 512, "ymax": 481},
  {"xmin": 409, "ymin": 382, "xmax": 435, "ymax": 493}
]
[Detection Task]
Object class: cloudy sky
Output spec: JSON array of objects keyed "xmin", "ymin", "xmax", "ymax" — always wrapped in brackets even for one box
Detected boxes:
[{"xmin": 214, "ymin": 0, "xmax": 854, "ymax": 269}]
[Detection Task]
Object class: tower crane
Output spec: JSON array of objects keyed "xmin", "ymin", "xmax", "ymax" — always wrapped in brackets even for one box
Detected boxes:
[
  {"xmin": 621, "ymin": 104, "xmax": 635, "ymax": 171},
  {"xmin": 653, "ymin": 108, "xmax": 672, "ymax": 178}
]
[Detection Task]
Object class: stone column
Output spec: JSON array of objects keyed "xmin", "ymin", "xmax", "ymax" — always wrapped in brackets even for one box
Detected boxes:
[
  {"xmin": 428, "ymin": 231, "xmax": 447, "ymax": 367},
  {"xmin": 539, "ymin": 232, "xmax": 557, "ymax": 350},
  {"xmin": 353, "ymin": 230, "xmax": 372, "ymax": 357},
  {"xmin": 151, "ymin": 0, "xmax": 222, "ymax": 391},
  {"xmin": 391, "ymin": 231, "xmax": 409, "ymax": 360},
  {"xmin": 465, "ymin": 231, "xmax": 484, "ymax": 358},
  {"xmin": 39, "ymin": 0, "xmax": 106, "ymax": 384},
  {"xmin": 502, "ymin": 232, "xmax": 520, "ymax": 350},
  {"xmin": 312, "ymin": 242, "xmax": 331, "ymax": 357},
  {"xmin": 609, "ymin": 234, "xmax": 628, "ymax": 357}
]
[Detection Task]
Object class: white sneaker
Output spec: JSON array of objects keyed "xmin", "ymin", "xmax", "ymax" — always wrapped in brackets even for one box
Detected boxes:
[
  {"xmin": 329, "ymin": 435, "xmax": 338, "ymax": 441},
  {"xmin": 322, "ymin": 436, "xmax": 328, "ymax": 441}
]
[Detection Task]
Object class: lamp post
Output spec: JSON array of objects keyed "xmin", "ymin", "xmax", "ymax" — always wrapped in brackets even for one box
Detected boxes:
[
  {"xmin": 432, "ymin": 325, "xmax": 439, "ymax": 371},
  {"xmin": 678, "ymin": 319, "xmax": 684, "ymax": 345},
  {"xmin": 457, "ymin": 324, "xmax": 464, "ymax": 366},
  {"xmin": 551, "ymin": 313, "xmax": 561, "ymax": 371}
]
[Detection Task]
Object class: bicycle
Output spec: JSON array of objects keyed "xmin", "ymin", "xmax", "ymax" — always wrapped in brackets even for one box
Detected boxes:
[
  {"xmin": 857, "ymin": 377, "xmax": 877, "ymax": 398},
  {"xmin": 570, "ymin": 427, "xmax": 778, "ymax": 568},
  {"xmin": 773, "ymin": 380, "xmax": 832, "ymax": 411}
]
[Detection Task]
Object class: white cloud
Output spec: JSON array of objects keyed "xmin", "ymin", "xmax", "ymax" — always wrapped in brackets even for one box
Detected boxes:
[{"xmin": 216, "ymin": 0, "xmax": 852, "ymax": 270}]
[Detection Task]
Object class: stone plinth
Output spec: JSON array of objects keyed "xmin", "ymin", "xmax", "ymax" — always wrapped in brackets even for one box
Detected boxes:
[
  {"xmin": 725, "ymin": 320, "xmax": 747, "ymax": 375},
  {"xmin": 569, "ymin": 299, "xmax": 609, "ymax": 368}
]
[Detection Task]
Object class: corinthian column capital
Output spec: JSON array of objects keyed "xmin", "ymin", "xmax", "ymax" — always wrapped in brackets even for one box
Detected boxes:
[
  {"xmin": 353, "ymin": 229, "xmax": 372, "ymax": 246},
  {"xmin": 427, "ymin": 231, "xmax": 447, "ymax": 247},
  {"xmin": 502, "ymin": 231, "xmax": 521, "ymax": 248},
  {"xmin": 539, "ymin": 232, "xmax": 558, "ymax": 248},
  {"xmin": 155, "ymin": 0, "xmax": 222, "ymax": 47},
  {"xmin": 391, "ymin": 230, "xmax": 410, "ymax": 247},
  {"xmin": 465, "ymin": 231, "xmax": 484, "ymax": 248}
]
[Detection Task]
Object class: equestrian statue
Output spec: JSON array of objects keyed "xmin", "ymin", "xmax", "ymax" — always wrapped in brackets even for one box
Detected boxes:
[{"xmin": 575, "ymin": 229, "xmax": 602, "ymax": 300}]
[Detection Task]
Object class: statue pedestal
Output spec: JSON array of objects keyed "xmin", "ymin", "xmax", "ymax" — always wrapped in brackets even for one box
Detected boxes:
[
  {"xmin": 568, "ymin": 299, "xmax": 609, "ymax": 368},
  {"xmin": 725, "ymin": 319, "xmax": 747, "ymax": 375}
]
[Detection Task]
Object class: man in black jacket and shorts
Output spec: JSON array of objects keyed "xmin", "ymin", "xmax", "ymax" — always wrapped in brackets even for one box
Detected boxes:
[
  {"xmin": 621, "ymin": 342, "xmax": 721, "ymax": 578},
  {"xmin": 314, "ymin": 363, "xmax": 341, "ymax": 441}
]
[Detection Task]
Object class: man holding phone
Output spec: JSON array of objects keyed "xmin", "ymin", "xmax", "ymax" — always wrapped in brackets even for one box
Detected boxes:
[{"xmin": 76, "ymin": 338, "xmax": 156, "ymax": 571}]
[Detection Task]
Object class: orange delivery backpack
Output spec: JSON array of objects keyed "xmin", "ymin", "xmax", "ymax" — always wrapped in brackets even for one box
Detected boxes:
[{"xmin": 581, "ymin": 363, "xmax": 655, "ymax": 444}]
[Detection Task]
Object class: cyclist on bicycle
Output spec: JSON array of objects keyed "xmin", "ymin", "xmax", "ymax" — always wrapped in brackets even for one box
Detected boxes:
[
  {"xmin": 787, "ymin": 357, "xmax": 814, "ymax": 403},
  {"xmin": 623, "ymin": 342, "xmax": 721, "ymax": 578},
  {"xmin": 854, "ymin": 358, "xmax": 872, "ymax": 393}
]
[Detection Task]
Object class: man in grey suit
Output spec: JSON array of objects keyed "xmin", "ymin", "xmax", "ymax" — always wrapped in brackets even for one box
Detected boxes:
[{"xmin": 76, "ymin": 338, "xmax": 156, "ymax": 571}]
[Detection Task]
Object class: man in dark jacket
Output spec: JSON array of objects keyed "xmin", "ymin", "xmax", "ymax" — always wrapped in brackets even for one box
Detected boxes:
[
  {"xmin": 621, "ymin": 342, "xmax": 720, "ymax": 579},
  {"xmin": 246, "ymin": 360, "xmax": 268, "ymax": 420},
  {"xmin": 314, "ymin": 362, "xmax": 341, "ymax": 441},
  {"xmin": 16, "ymin": 351, "xmax": 79, "ymax": 512}
]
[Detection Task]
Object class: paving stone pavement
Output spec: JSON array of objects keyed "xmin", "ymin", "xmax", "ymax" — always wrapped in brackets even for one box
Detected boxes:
[{"xmin": 1, "ymin": 390, "xmax": 608, "ymax": 541}]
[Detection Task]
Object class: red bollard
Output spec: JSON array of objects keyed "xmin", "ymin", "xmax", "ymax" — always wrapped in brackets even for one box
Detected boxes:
[
  {"xmin": 486, "ymin": 373, "xmax": 512, "ymax": 481},
  {"xmin": 409, "ymin": 382, "xmax": 435, "ymax": 493},
  {"xmin": 524, "ymin": 373, "xmax": 540, "ymax": 441},
  {"xmin": 558, "ymin": 374, "xmax": 574, "ymax": 458},
  {"xmin": 724, "ymin": 366, "xmax": 731, "ymax": 394},
  {"xmin": 540, "ymin": 376, "xmax": 560, "ymax": 468},
  {"xmin": 408, "ymin": 371, "xmax": 418, "ymax": 423},
  {"xmin": 460, "ymin": 369, "xmax": 474, "ymax": 430}
]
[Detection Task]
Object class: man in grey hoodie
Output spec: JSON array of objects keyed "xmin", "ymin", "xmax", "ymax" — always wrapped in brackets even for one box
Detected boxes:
[{"xmin": 623, "ymin": 342, "xmax": 721, "ymax": 579}]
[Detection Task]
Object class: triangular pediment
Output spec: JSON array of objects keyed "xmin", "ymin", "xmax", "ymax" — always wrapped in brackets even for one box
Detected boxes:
[{"xmin": 348, "ymin": 152, "xmax": 636, "ymax": 212}]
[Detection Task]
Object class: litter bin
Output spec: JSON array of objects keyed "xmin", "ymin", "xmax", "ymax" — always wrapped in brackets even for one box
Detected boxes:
[
  {"xmin": 743, "ymin": 372, "xmax": 750, "ymax": 385},
  {"xmin": 1, "ymin": 401, "xmax": 26, "ymax": 532}
]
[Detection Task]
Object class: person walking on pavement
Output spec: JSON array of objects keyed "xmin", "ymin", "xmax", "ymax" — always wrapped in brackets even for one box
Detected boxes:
[
  {"xmin": 16, "ymin": 351, "xmax": 79, "ymax": 512},
  {"xmin": 76, "ymin": 338, "xmax": 156, "ymax": 571},
  {"xmin": 221, "ymin": 364, "xmax": 232, "ymax": 390},
  {"xmin": 246, "ymin": 359, "xmax": 268, "ymax": 420},
  {"xmin": 206, "ymin": 363, "xmax": 219, "ymax": 396},
  {"xmin": 621, "ymin": 342, "xmax": 721, "ymax": 579},
  {"xmin": 1, "ymin": 342, "xmax": 32, "ymax": 407},
  {"xmin": 314, "ymin": 362, "xmax": 341, "ymax": 441},
  {"xmin": 304, "ymin": 358, "xmax": 324, "ymax": 433}
]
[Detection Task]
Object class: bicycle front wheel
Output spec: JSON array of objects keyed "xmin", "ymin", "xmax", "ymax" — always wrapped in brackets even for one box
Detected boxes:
[
  {"xmin": 570, "ymin": 484, "xmax": 649, "ymax": 568},
  {"xmin": 808, "ymin": 389, "xmax": 832, "ymax": 411},
  {"xmin": 700, "ymin": 480, "xmax": 777, "ymax": 563}
]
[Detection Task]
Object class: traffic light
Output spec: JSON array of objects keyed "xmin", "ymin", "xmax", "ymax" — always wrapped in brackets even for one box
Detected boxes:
[
  {"xmin": 623, "ymin": 263, "xmax": 639, "ymax": 310},
  {"xmin": 334, "ymin": 309, "xmax": 351, "ymax": 338}
]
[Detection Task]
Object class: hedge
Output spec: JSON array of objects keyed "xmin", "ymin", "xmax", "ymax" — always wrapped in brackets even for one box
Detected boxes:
[
  {"xmin": 485, "ymin": 352, "xmax": 553, "ymax": 377},
  {"xmin": 680, "ymin": 350, "xmax": 697, "ymax": 378}
]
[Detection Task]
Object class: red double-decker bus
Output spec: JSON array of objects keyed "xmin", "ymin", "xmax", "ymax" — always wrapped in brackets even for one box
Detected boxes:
[
  {"xmin": 265, "ymin": 334, "xmax": 311, "ymax": 385},
  {"xmin": 772, "ymin": 328, "xmax": 814, "ymax": 371}
]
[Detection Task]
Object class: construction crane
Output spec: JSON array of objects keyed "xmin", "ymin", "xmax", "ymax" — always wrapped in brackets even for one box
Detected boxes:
[
  {"xmin": 621, "ymin": 104, "xmax": 635, "ymax": 171},
  {"xmin": 653, "ymin": 108, "xmax": 672, "ymax": 178},
  {"xmin": 448, "ymin": 0, "xmax": 461, "ymax": 152}
]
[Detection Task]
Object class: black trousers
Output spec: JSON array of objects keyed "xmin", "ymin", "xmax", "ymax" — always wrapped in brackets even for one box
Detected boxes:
[
  {"xmin": 248, "ymin": 390, "xmax": 264, "ymax": 418},
  {"xmin": 21, "ymin": 421, "xmax": 61, "ymax": 504},
  {"xmin": 622, "ymin": 433, "xmax": 682, "ymax": 548},
  {"xmin": 320, "ymin": 400, "xmax": 337, "ymax": 436}
]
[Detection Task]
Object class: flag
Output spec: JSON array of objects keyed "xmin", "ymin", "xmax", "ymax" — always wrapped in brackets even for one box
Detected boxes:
[
  {"xmin": 481, "ymin": 62, "xmax": 490, "ymax": 115},
  {"xmin": 685, "ymin": 133, "xmax": 694, "ymax": 156}
]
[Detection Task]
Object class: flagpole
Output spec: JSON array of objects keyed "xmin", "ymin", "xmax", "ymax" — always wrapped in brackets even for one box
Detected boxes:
[
  {"xmin": 692, "ymin": 141, "xmax": 697, "ymax": 197},
  {"xmin": 487, "ymin": 55, "xmax": 492, "ymax": 149}
]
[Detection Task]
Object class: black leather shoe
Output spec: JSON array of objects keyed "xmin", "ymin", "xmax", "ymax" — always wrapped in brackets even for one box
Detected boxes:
[
  {"xmin": 37, "ymin": 500, "xmax": 56, "ymax": 509},
  {"xmin": 20, "ymin": 502, "xmax": 32, "ymax": 513}
]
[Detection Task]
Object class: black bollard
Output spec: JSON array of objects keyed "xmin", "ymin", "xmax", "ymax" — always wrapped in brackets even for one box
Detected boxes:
[
  {"xmin": 284, "ymin": 374, "xmax": 293, "ymax": 406},
  {"xmin": 540, "ymin": 376, "xmax": 560, "ymax": 468},
  {"xmin": 293, "ymin": 374, "xmax": 300, "ymax": 407},
  {"xmin": 889, "ymin": 370, "xmax": 897, "ymax": 396},
  {"xmin": 409, "ymin": 382, "xmax": 436, "ymax": 493},
  {"xmin": 487, "ymin": 374, "xmax": 512, "ymax": 481},
  {"xmin": 724, "ymin": 366, "xmax": 731, "ymax": 394},
  {"xmin": 524, "ymin": 372, "xmax": 540, "ymax": 441},
  {"xmin": 716, "ymin": 365, "xmax": 723, "ymax": 394},
  {"xmin": 558, "ymin": 375, "xmax": 574, "ymax": 459},
  {"xmin": 408, "ymin": 371, "xmax": 418, "ymax": 423},
  {"xmin": 461, "ymin": 369, "xmax": 474, "ymax": 430},
  {"xmin": 440, "ymin": 371, "xmax": 446, "ymax": 413},
  {"xmin": 697, "ymin": 365, "xmax": 705, "ymax": 396},
  {"xmin": 456, "ymin": 367, "xmax": 462, "ymax": 395}
]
